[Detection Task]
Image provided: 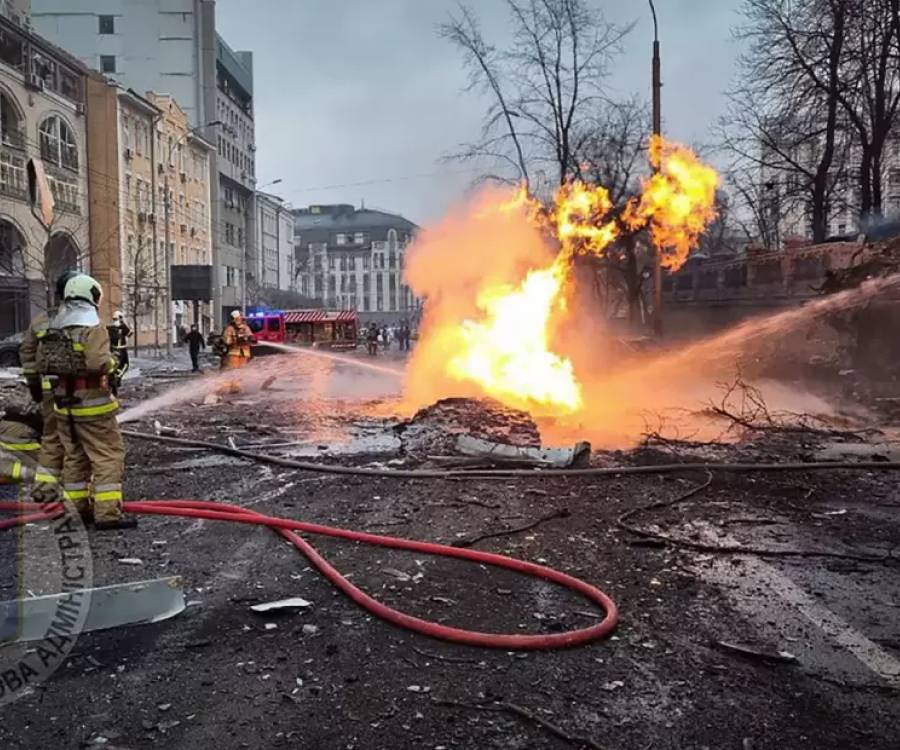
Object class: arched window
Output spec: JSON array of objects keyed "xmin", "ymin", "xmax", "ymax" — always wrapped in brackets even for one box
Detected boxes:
[
  {"xmin": 1, "ymin": 90, "xmax": 25, "ymax": 149},
  {"xmin": 387, "ymin": 228, "xmax": 397, "ymax": 248},
  {"xmin": 39, "ymin": 116, "xmax": 79, "ymax": 171},
  {"xmin": 0, "ymin": 219, "xmax": 25, "ymax": 275}
]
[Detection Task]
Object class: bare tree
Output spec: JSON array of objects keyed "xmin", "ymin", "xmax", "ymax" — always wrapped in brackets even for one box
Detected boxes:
[
  {"xmin": 440, "ymin": 0, "xmax": 634, "ymax": 189},
  {"xmin": 119, "ymin": 235, "xmax": 159, "ymax": 355},
  {"xmin": 720, "ymin": 0, "xmax": 850, "ymax": 243},
  {"xmin": 838, "ymin": 0, "xmax": 900, "ymax": 218},
  {"xmin": 14, "ymin": 212, "xmax": 90, "ymax": 313}
]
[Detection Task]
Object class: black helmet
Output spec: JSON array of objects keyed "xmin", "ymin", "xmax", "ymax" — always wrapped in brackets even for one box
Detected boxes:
[{"xmin": 54, "ymin": 269, "xmax": 79, "ymax": 302}]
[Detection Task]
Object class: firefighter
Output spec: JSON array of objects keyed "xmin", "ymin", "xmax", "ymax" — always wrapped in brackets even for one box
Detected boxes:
[
  {"xmin": 108, "ymin": 310, "xmax": 131, "ymax": 379},
  {"xmin": 0, "ymin": 385, "xmax": 41, "ymax": 488},
  {"xmin": 38, "ymin": 274, "xmax": 133, "ymax": 529},
  {"xmin": 221, "ymin": 310, "xmax": 253, "ymax": 370},
  {"xmin": 18, "ymin": 269, "xmax": 78, "ymax": 501}
]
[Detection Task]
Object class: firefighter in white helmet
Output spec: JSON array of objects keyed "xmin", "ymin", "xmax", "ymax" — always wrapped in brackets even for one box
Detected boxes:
[
  {"xmin": 221, "ymin": 310, "xmax": 254, "ymax": 370},
  {"xmin": 37, "ymin": 273, "xmax": 132, "ymax": 529},
  {"xmin": 18, "ymin": 269, "xmax": 78, "ymax": 501}
]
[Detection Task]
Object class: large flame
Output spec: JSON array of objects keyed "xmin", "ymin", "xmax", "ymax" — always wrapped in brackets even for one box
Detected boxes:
[
  {"xmin": 404, "ymin": 136, "xmax": 720, "ymax": 417},
  {"xmin": 624, "ymin": 135, "xmax": 720, "ymax": 269},
  {"xmin": 446, "ymin": 257, "xmax": 581, "ymax": 411}
]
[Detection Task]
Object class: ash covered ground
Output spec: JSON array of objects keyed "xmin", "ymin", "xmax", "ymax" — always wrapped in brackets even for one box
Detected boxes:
[{"xmin": 2, "ymin": 347, "xmax": 900, "ymax": 750}]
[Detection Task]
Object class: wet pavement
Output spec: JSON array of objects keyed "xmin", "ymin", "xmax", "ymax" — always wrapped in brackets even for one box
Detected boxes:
[{"xmin": 1, "ymin": 352, "xmax": 899, "ymax": 749}]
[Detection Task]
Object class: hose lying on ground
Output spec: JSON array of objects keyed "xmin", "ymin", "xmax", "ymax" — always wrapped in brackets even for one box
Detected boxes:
[
  {"xmin": 0, "ymin": 499, "xmax": 618, "ymax": 650},
  {"xmin": 121, "ymin": 428, "xmax": 900, "ymax": 479}
]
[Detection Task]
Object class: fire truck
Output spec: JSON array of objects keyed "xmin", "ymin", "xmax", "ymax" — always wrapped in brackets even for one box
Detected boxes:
[{"xmin": 246, "ymin": 309, "xmax": 359, "ymax": 353}]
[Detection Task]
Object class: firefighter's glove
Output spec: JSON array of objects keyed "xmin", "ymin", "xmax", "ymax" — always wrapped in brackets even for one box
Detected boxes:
[{"xmin": 31, "ymin": 483, "xmax": 62, "ymax": 505}]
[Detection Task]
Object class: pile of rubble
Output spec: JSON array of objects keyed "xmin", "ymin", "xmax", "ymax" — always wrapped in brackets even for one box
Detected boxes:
[{"xmin": 397, "ymin": 397, "xmax": 542, "ymax": 457}]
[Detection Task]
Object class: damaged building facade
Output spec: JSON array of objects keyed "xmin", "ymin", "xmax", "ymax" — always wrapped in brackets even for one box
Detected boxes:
[
  {"xmin": 293, "ymin": 203, "xmax": 421, "ymax": 323},
  {"xmin": 0, "ymin": 8, "xmax": 89, "ymax": 337}
]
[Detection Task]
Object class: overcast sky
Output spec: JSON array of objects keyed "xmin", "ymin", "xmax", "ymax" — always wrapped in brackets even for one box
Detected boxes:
[{"xmin": 216, "ymin": 0, "xmax": 744, "ymax": 225}]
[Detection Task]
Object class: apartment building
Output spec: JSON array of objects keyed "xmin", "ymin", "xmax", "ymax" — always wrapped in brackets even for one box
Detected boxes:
[
  {"xmin": 256, "ymin": 191, "xmax": 294, "ymax": 295},
  {"xmin": 32, "ymin": 0, "xmax": 255, "ymax": 324},
  {"xmin": 293, "ymin": 204, "xmax": 420, "ymax": 323},
  {"xmin": 0, "ymin": 9, "xmax": 89, "ymax": 336}
]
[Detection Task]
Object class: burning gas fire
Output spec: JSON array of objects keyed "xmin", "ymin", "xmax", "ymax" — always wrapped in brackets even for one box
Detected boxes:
[{"xmin": 404, "ymin": 136, "xmax": 719, "ymax": 416}]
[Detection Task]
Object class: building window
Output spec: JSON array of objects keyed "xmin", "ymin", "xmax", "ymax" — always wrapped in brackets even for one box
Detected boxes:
[
  {"xmin": 353, "ymin": 232, "xmax": 364, "ymax": 244},
  {"xmin": 100, "ymin": 55, "xmax": 116, "ymax": 73},
  {"xmin": 38, "ymin": 116, "xmax": 79, "ymax": 171},
  {"xmin": 335, "ymin": 233, "xmax": 346, "ymax": 246},
  {"xmin": 99, "ymin": 15, "xmax": 115, "ymax": 34}
]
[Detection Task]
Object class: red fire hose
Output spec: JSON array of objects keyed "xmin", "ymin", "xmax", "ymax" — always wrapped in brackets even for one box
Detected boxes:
[{"xmin": 0, "ymin": 499, "xmax": 618, "ymax": 650}]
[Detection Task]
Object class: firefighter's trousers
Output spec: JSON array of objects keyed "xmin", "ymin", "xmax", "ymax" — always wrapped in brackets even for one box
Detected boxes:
[
  {"xmin": 33, "ymin": 396, "xmax": 65, "ymax": 501},
  {"xmin": 57, "ymin": 415, "xmax": 125, "ymax": 522}
]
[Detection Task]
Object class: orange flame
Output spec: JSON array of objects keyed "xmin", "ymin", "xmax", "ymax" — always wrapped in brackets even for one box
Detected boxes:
[
  {"xmin": 404, "ymin": 137, "xmax": 719, "ymax": 417},
  {"xmin": 446, "ymin": 256, "xmax": 581, "ymax": 412},
  {"xmin": 624, "ymin": 135, "xmax": 720, "ymax": 269}
]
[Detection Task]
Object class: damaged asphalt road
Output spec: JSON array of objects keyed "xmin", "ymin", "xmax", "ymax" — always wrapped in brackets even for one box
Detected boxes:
[{"xmin": 2, "ymin": 377, "xmax": 900, "ymax": 750}]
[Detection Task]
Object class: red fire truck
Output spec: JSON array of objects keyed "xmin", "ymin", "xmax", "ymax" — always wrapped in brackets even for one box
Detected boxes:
[{"xmin": 246, "ymin": 309, "xmax": 359, "ymax": 352}]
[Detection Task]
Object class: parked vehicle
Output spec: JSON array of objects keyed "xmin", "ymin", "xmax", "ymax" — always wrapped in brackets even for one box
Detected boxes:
[{"xmin": 246, "ymin": 309, "xmax": 359, "ymax": 354}]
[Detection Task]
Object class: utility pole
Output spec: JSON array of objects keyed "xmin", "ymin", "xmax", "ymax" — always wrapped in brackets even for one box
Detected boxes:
[{"xmin": 650, "ymin": 0, "xmax": 663, "ymax": 338}]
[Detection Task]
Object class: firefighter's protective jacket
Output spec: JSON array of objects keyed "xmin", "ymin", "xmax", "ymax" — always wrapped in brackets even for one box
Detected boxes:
[
  {"xmin": 223, "ymin": 320, "xmax": 253, "ymax": 360},
  {"xmin": 0, "ymin": 418, "xmax": 40, "ymax": 483},
  {"xmin": 43, "ymin": 302, "xmax": 119, "ymax": 422}
]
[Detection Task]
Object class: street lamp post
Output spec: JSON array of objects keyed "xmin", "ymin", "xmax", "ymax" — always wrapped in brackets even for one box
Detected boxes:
[
  {"xmin": 162, "ymin": 119, "xmax": 221, "ymax": 356},
  {"xmin": 649, "ymin": 0, "xmax": 664, "ymax": 337}
]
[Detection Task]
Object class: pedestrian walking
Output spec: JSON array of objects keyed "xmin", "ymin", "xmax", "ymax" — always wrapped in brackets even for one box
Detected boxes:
[{"xmin": 185, "ymin": 324, "xmax": 205, "ymax": 372}]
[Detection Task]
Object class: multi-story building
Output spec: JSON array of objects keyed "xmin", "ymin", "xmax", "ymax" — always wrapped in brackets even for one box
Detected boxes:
[
  {"xmin": 82, "ymin": 82, "xmax": 213, "ymax": 343},
  {"xmin": 255, "ymin": 191, "xmax": 294, "ymax": 295},
  {"xmin": 32, "ymin": 0, "xmax": 256, "ymax": 324},
  {"xmin": 757, "ymin": 124, "xmax": 900, "ymax": 246},
  {"xmin": 293, "ymin": 204, "xmax": 421, "ymax": 323},
  {"xmin": 214, "ymin": 35, "xmax": 255, "ymax": 317},
  {"xmin": 147, "ymin": 92, "xmax": 214, "ymax": 334},
  {"xmin": 0, "ymin": 8, "xmax": 89, "ymax": 336}
]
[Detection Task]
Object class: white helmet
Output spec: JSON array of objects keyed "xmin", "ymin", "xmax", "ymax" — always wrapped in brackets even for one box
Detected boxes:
[
  {"xmin": 64, "ymin": 274, "xmax": 103, "ymax": 307},
  {"xmin": 230, "ymin": 310, "xmax": 242, "ymax": 320},
  {"xmin": 113, "ymin": 310, "xmax": 123, "ymax": 320}
]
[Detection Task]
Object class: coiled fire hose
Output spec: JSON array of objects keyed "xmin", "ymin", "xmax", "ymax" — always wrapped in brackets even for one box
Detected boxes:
[{"xmin": 0, "ymin": 499, "xmax": 618, "ymax": 650}]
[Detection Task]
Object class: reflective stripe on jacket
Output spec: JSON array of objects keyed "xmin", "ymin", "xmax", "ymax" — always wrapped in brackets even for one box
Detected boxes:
[{"xmin": 51, "ymin": 324, "xmax": 119, "ymax": 422}]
